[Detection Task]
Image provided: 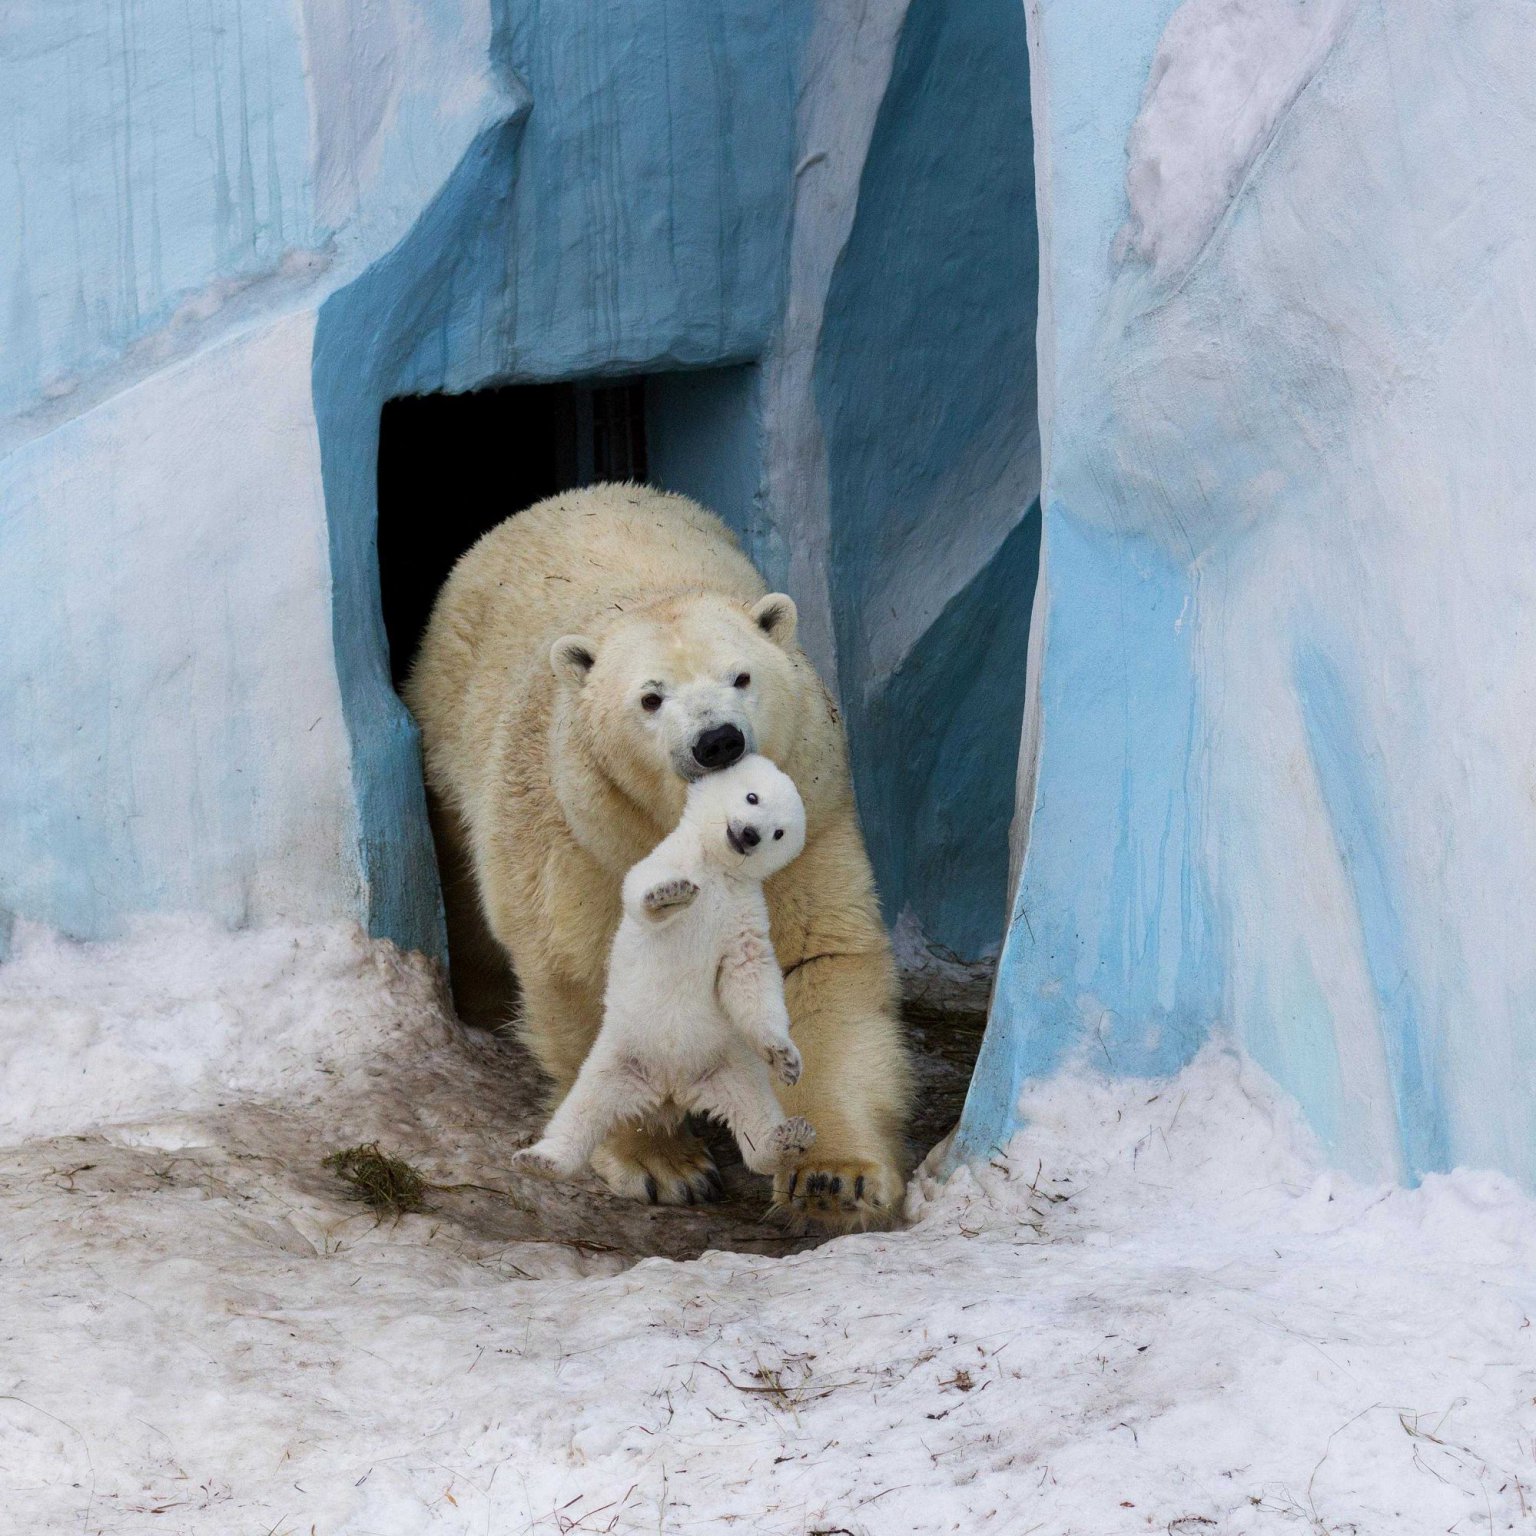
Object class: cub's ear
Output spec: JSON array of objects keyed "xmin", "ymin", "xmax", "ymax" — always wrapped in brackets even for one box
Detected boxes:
[
  {"xmin": 749, "ymin": 593, "xmax": 797, "ymax": 647},
  {"xmin": 550, "ymin": 634, "xmax": 597, "ymax": 687}
]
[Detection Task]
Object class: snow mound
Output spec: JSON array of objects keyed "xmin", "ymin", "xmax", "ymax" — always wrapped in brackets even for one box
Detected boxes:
[
  {"xmin": 923, "ymin": 1044, "xmax": 1536, "ymax": 1273},
  {"xmin": 916, "ymin": 1042, "xmax": 1322, "ymax": 1226},
  {"xmin": 1119, "ymin": 0, "xmax": 1358, "ymax": 279},
  {"xmin": 0, "ymin": 918, "xmax": 447, "ymax": 1145},
  {"xmin": 5, "ymin": 924, "xmax": 1536, "ymax": 1532}
]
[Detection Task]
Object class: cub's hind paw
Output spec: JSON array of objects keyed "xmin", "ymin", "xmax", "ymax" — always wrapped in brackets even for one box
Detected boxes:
[
  {"xmin": 763, "ymin": 1040, "xmax": 802, "ymax": 1086},
  {"xmin": 642, "ymin": 877, "xmax": 700, "ymax": 916},
  {"xmin": 768, "ymin": 1116, "xmax": 817, "ymax": 1161}
]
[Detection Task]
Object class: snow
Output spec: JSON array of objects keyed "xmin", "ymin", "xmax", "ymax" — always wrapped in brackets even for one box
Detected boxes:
[
  {"xmin": 4, "ymin": 923, "xmax": 1535, "ymax": 1533},
  {"xmin": 1118, "ymin": 0, "xmax": 1358, "ymax": 280},
  {"xmin": 0, "ymin": 919, "xmax": 439, "ymax": 1144}
]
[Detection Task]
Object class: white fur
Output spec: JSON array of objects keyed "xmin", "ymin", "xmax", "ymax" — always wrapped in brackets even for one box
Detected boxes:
[
  {"xmin": 513, "ymin": 756, "xmax": 816, "ymax": 1181},
  {"xmin": 406, "ymin": 485, "xmax": 911, "ymax": 1224}
]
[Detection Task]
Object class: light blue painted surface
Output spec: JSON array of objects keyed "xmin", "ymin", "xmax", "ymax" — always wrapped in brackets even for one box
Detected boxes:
[
  {"xmin": 954, "ymin": 513, "xmax": 1217, "ymax": 1159},
  {"xmin": 0, "ymin": 0, "xmax": 317, "ymax": 417},
  {"xmin": 1294, "ymin": 642, "xmax": 1448, "ymax": 1182},
  {"xmin": 0, "ymin": 307, "xmax": 364, "ymax": 946},
  {"xmin": 0, "ymin": 0, "xmax": 505, "ymax": 947},
  {"xmin": 958, "ymin": 0, "xmax": 1536, "ymax": 1190}
]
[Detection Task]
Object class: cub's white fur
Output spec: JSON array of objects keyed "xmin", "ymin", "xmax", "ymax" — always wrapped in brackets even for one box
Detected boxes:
[{"xmin": 512, "ymin": 756, "xmax": 815, "ymax": 1184}]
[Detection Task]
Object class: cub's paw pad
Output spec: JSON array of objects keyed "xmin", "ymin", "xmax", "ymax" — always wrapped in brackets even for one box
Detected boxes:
[
  {"xmin": 772, "ymin": 1156, "xmax": 904, "ymax": 1234},
  {"xmin": 768, "ymin": 1117, "xmax": 817, "ymax": 1160},
  {"xmin": 590, "ymin": 1126, "xmax": 722, "ymax": 1207},
  {"xmin": 642, "ymin": 878, "xmax": 700, "ymax": 915},
  {"xmin": 509, "ymin": 1146, "xmax": 565, "ymax": 1181},
  {"xmin": 763, "ymin": 1040, "xmax": 802, "ymax": 1086}
]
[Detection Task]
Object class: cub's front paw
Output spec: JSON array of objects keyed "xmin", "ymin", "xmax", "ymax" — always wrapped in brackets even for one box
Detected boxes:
[
  {"xmin": 762, "ymin": 1039, "xmax": 802, "ymax": 1086},
  {"xmin": 509, "ymin": 1144, "xmax": 568, "ymax": 1181},
  {"xmin": 641, "ymin": 877, "xmax": 700, "ymax": 916}
]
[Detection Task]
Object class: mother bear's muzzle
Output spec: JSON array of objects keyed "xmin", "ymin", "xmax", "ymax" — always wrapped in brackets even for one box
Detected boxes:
[{"xmin": 691, "ymin": 722, "xmax": 747, "ymax": 772}]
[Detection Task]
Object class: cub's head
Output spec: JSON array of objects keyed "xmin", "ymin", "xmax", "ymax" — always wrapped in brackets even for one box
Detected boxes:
[
  {"xmin": 685, "ymin": 754, "xmax": 806, "ymax": 879},
  {"xmin": 549, "ymin": 592, "xmax": 802, "ymax": 796}
]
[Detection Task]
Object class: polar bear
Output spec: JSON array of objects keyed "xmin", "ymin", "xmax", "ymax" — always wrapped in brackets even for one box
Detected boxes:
[
  {"xmin": 406, "ymin": 484, "xmax": 911, "ymax": 1229},
  {"xmin": 511, "ymin": 755, "xmax": 817, "ymax": 1187}
]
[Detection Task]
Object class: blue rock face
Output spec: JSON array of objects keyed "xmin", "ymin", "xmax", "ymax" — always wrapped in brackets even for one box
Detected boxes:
[
  {"xmin": 816, "ymin": 0, "xmax": 1039, "ymax": 982},
  {"xmin": 1, "ymin": 0, "xmax": 1040, "ymax": 1000},
  {"xmin": 957, "ymin": 0, "xmax": 1536, "ymax": 1190}
]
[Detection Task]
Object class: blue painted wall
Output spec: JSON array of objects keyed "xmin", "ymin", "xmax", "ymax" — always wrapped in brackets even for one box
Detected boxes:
[
  {"xmin": 646, "ymin": 367, "xmax": 776, "ymax": 584},
  {"xmin": 816, "ymin": 0, "xmax": 1039, "ymax": 970},
  {"xmin": 0, "ymin": 0, "xmax": 317, "ymax": 418},
  {"xmin": 0, "ymin": 0, "xmax": 508, "ymax": 954},
  {"xmin": 1, "ymin": 0, "xmax": 1041, "ymax": 1016}
]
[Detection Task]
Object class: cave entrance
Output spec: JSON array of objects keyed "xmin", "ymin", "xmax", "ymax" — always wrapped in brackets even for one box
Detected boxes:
[
  {"xmin": 376, "ymin": 378, "xmax": 648, "ymax": 691},
  {"xmin": 375, "ymin": 377, "xmax": 648, "ymax": 1024}
]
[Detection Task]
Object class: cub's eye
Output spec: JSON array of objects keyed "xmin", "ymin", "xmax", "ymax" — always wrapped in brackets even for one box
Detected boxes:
[
  {"xmin": 640, "ymin": 693, "xmax": 663, "ymax": 713},
  {"xmin": 734, "ymin": 673, "xmax": 751, "ymax": 689},
  {"xmin": 746, "ymin": 792, "xmax": 759, "ymax": 805},
  {"xmin": 773, "ymin": 829, "xmax": 784, "ymax": 840}
]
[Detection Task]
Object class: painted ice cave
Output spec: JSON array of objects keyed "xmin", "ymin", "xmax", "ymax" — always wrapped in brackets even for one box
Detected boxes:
[{"xmin": 3, "ymin": 0, "xmax": 1534, "ymax": 1191}]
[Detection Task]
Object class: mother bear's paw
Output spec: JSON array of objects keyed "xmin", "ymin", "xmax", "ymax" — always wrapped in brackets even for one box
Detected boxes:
[
  {"xmin": 589, "ymin": 1121, "xmax": 725, "ymax": 1206},
  {"xmin": 771, "ymin": 1150, "xmax": 905, "ymax": 1233}
]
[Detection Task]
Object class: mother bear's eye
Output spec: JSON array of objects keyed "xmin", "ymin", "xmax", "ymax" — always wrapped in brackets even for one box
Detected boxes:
[
  {"xmin": 640, "ymin": 693, "xmax": 663, "ymax": 712},
  {"xmin": 734, "ymin": 673, "xmax": 751, "ymax": 689},
  {"xmin": 773, "ymin": 829, "xmax": 784, "ymax": 840},
  {"xmin": 746, "ymin": 792, "xmax": 759, "ymax": 805}
]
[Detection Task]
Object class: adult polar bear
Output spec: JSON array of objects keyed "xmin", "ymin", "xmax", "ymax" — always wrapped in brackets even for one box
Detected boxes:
[{"xmin": 406, "ymin": 484, "xmax": 911, "ymax": 1230}]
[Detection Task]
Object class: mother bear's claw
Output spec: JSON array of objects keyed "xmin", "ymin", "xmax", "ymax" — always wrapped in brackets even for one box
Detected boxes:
[{"xmin": 590, "ymin": 1124, "xmax": 723, "ymax": 1208}]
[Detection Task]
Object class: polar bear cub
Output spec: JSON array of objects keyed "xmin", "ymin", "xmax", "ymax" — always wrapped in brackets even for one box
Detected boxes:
[{"xmin": 512, "ymin": 755, "xmax": 816, "ymax": 1185}]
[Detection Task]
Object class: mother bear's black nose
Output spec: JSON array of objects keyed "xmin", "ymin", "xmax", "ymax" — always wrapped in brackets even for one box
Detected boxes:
[{"xmin": 693, "ymin": 723, "xmax": 746, "ymax": 771}]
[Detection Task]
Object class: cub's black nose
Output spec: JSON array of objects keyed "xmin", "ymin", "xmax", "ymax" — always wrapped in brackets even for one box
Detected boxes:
[
  {"xmin": 693, "ymin": 723, "xmax": 746, "ymax": 770},
  {"xmin": 738, "ymin": 824, "xmax": 761, "ymax": 849}
]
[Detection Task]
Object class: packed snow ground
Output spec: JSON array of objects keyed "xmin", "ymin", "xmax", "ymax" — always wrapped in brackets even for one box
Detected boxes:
[{"xmin": 2, "ymin": 923, "xmax": 1534, "ymax": 1534}]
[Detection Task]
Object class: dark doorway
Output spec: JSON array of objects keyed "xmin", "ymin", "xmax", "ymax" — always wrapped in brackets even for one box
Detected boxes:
[
  {"xmin": 375, "ymin": 365, "xmax": 759, "ymax": 1027},
  {"xmin": 377, "ymin": 378, "xmax": 648, "ymax": 689},
  {"xmin": 376, "ymin": 375, "xmax": 652, "ymax": 1028}
]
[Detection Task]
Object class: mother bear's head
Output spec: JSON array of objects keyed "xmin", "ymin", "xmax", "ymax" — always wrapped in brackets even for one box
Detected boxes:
[{"xmin": 548, "ymin": 591, "xmax": 810, "ymax": 816}]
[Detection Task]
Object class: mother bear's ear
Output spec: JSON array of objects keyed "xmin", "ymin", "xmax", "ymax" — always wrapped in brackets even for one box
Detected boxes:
[
  {"xmin": 550, "ymin": 634, "xmax": 598, "ymax": 687},
  {"xmin": 749, "ymin": 594, "xmax": 798, "ymax": 648}
]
